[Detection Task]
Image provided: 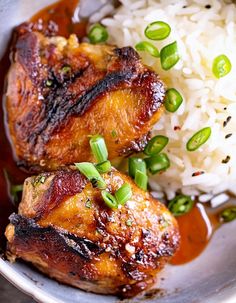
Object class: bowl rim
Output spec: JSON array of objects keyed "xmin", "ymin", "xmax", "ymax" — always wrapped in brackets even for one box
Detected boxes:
[
  {"xmin": 0, "ymin": 258, "xmax": 64, "ymax": 303},
  {"xmin": 1, "ymin": 256, "xmax": 236, "ymax": 303}
]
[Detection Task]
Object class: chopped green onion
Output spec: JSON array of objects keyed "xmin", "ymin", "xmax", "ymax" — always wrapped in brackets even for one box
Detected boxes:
[
  {"xmin": 90, "ymin": 135, "xmax": 108, "ymax": 163},
  {"xmin": 144, "ymin": 135, "xmax": 169, "ymax": 156},
  {"xmin": 115, "ymin": 183, "xmax": 132, "ymax": 205},
  {"xmin": 85, "ymin": 198, "xmax": 92, "ymax": 209},
  {"xmin": 164, "ymin": 88, "xmax": 183, "ymax": 112},
  {"xmin": 135, "ymin": 170, "xmax": 148, "ymax": 191},
  {"xmin": 168, "ymin": 195, "xmax": 194, "ymax": 217},
  {"xmin": 160, "ymin": 41, "xmax": 180, "ymax": 70},
  {"xmin": 135, "ymin": 41, "xmax": 160, "ymax": 57},
  {"xmin": 212, "ymin": 54, "xmax": 232, "ymax": 78},
  {"xmin": 145, "ymin": 21, "xmax": 171, "ymax": 40},
  {"xmin": 75, "ymin": 162, "xmax": 106, "ymax": 189},
  {"xmin": 46, "ymin": 79, "xmax": 53, "ymax": 87},
  {"xmin": 32, "ymin": 175, "xmax": 47, "ymax": 187},
  {"xmin": 219, "ymin": 207, "xmax": 236, "ymax": 223},
  {"xmin": 126, "ymin": 219, "xmax": 133, "ymax": 227},
  {"xmin": 10, "ymin": 184, "xmax": 23, "ymax": 204},
  {"xmin": 88, "ymin": 24, "xmax": 108, "ymax": 44},
  {"xmin": 145, "ymin": 153, "xmax": 170, "ymax": 174},
  {"xmin": 111, "ymin": 130, "xmax": 117, "ymax": 138},
  {"xmin": 96, "ymin": 160, "xmax": 111, "ymax": 174},
  {"xmin": 61, "ymin": 65, "xmax": 71, "ymax": 74},
  {"xmin": 186, "ymin": 127, "xmax": 211, "ymax": 151},
  {"xmin": 128, "ymin": 158, "xmax": 146, "ymax": 179},
  {"xmin": 101, "ymin": 190, "xmax": 118, "ymax": 209}
]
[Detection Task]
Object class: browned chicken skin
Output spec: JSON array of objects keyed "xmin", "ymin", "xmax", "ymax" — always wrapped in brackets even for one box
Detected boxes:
[
  {"xmin": 5, "ymin": 167, "xmax": 179, "ymax": 298},
  {"xmin": 5, "ymin": 23, "xmax": 165, "ymax": 172}
]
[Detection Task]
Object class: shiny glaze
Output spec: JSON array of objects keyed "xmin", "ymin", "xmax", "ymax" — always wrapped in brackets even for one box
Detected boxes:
[
  {"xmin": 6, "ymin": 26, "xmax": 164, "ymax": 171},
  {"xmin": 30, "ymin": 0, "xmax": 86, "ymax": 38},
  {"xmin": 171, "ymin": 203, "xmax": 219, "ymax": 265},
  {"xmin": 5, "ymin": 168, "xmax": 179, "ymax": 298},
  {"xmin": 0, "ymin": 0, "xmax": 225, "ymax": 266}
]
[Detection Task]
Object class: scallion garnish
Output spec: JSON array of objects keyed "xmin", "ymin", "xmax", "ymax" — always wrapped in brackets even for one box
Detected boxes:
[
  {"xmin": 144, "ymin": 135, "xmax": 169, "ymax": 156},
  {"xmin": 61, "ymin": 65, "xmax": 71, "ymax": 74},
  {"xmin": 186, "ymin": 127, "xmax": 211, "ymax": 151},
  {"xmin": 135, "ymin": 170, "xmax": 148, "ymax": 191},
  {"xmin": 46, "ymin": 79, "xmax": 53, "ymax": 87},
  {"xmin": 168, "ymin": 195, "xmax": 194, "ymax": 216},
  {"xmin": 96, "ymin": 160, "xmax": 111, "ymax": 174},
  {"xmin": 144, "ymin": 21, "xmax": 171, "ymax": 40},
  {"xmin": 75, "ymin": 162, "xmax": 106, "ymax": 189},
  {"xmin": 10, "ymin": 184, "xmax": 23, "ymax": 203},
  {"xmin": 88, "ymin": 24, "xmax": 108, "ymax": 44},
  {"xmin": 115, "ymin": 183, "xmax": 132, "ymax": 205},
  {"xmin": 111, "ymin": 130, "xmax": 117, "ymax": 138},
  {"xmin": 164, "ymin": 88, "xmax": 183, "ymax": 112},
  {"xmin": 101, "ymin": 190, "xmax": 118, "ymax": 209},
  {"xmin": 212, "ymin": 54, "xmax": 232, "ymax": 78},
  {"xmin": 126, "ymin": 219, "xmax": 133, "ymax": 227},
  {"xmin": 135, "ymin": 41, "xmax": 160, "ymax": 57},
  {"xmin": 85, "ymin": 198, "xmax": 92, "ymax": 209},
  {"xmin": 219, "ymin": 207, "xmax": 236, "ymax": 223},
  {"xmin": 160, "ymin": 41, "xmax": 180, "ymax": 70},
  {"xmin": 128, "ymin": 158, "xmax": 146, "ymax": 179},
  {"xmin": 145, "ymin": 153, "xmax": 170, "ymax": 174},
  {"xmin": 90, "ymin": 135, "xmax": 108, "ymax": 163}
]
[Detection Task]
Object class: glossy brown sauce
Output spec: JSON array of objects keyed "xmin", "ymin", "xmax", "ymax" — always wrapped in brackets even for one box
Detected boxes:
[
  {"xmin": 0, "ymin": 41, "xmax": 29, "ymax": 250},
  {"xmin": 171, "ymin": 203, "xmax": 219, "ymax": 265},
  {"xmin": 0, "ymin": 0, "xmax": 86, "ymax": 250},
  {"xmin": 0, "ymin": 0, "xmax": 226, "ymax": 265},
  {"xmin": 30, "ymin": 0, "xmax": 86, "ymax": 38}
]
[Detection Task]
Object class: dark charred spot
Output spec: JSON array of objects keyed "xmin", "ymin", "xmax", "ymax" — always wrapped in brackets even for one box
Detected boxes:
[
  {"xmin": 9, "ymin": 214, "xmax": 103, "ymax": 261},
  {"xmin": 122, "ymin": 263, "xmax": 146, "ymax": 281},
  {"xmin": 114, "ymin": 47, "xmax": 139, "ymax": 62}
]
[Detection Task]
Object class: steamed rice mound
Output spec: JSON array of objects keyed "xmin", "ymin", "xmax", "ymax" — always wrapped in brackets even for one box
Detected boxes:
[{"xmin": 102, "ymin": 0, "xmax": 236, "ymax": 200}]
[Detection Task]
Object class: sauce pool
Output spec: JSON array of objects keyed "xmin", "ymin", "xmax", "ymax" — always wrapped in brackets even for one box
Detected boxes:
[
  {"xmin": 0, "ymin": 0, "xmax": 223, "ymax": 265},
  {"xmin": 171, "ymin": 203, "xmax": 219, "ymax": 265},
  {"xmin": 30, "ymin": 0, "xmax": 86, "ymax": 38}
]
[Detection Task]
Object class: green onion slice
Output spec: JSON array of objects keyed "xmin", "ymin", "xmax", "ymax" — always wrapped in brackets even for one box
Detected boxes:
[
  {"xmin": 160, "ymin": 41, "xmax": 180, "ymax": 70},
  {"xmin": 90, "ymin": 135, "xmax": 108, "ymax": 163},
  {"xmin": 61, "ymin": 65, "xmax": 71, "ymax": 74},
  {"xmin": 168, "ymin": 195, "xmax": 194, "ymax": 217},
  {"xmin": 115, "ymin": 183, "xmax": 132, "ymax": 205},
  {"xmin": 220, "ymin": 207, "xmax": 236, "ymax": 223},
  {"xmin": 144, "ymin": 135, "xmax": 169, "ymax": 156},
  {"xmin": 186, "ymin": 127, "xmax": 211, "ymax": 151},
  {"xmin": 88, "ymin": 24, "xmax": 108, "ymax": 44},
  {"xmin": 128, "ymin": 158, "xmax": 146, "ymax": 179},
  {"xmin": 212, "ymin": 54, "xmax": 232, "ymax": 79},
  {"xmin": 135, "ymin": 41, "xmax": 160, "ymax": 57},
  {"xmin": 75, "ymin": 162, "xmax": 106, "ymax": 189},
  {"xmin": 10, "ymin": 184, "xmax": 23, "ymax": 204},
  {"xmin": 96, "ymin": 160, "xmax": 111, "ymax": 174},
  {"xmin": 165, "ymin": 88, "xmax": 183, "ymax": 112},
  {"xmin": 101, "ymin": 190, "xmax": 118, "ymax": 209},
  {"xmin": 145, "ymin": 21, "xmax": 171, "ymax": 40},
  {"xmin": 135, "ymin": 170, "xmax": 148, "ymax": 191},
  {"xmin": 145, "ymin": 153, "xmax": 170, "ymax": 174}
]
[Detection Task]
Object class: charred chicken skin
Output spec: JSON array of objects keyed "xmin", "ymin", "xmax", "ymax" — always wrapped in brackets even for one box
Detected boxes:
[
  {"xmin": 5, "ymin": 23, "xmax": 165, "ymax": 172},
  {"xmin": 5, "ymin": 167, "xmax": 179, "ymax": 298}
]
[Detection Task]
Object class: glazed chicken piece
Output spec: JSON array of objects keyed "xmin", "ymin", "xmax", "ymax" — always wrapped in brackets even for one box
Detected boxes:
[
  {"xmin": 5, "ymin": 23, "xmax": 165, "ymax": 172},
  {"xmin": 5, "ymin": 167, "xmax": 179, "ymax": 298}
]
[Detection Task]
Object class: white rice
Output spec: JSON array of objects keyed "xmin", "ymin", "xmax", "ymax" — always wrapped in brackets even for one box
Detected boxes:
[{"xmin": 101, "ymin": 0, "xmax": 236, "ymax": 203}]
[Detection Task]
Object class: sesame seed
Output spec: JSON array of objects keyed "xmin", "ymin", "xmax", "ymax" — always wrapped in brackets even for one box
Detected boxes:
[
  {"xmin": 222, "ymin": 155, "xmax": 231, "ymax": 164},
  {"xmin": 225, "ymin": 133, "xmax": 232, "ymax": 139}
]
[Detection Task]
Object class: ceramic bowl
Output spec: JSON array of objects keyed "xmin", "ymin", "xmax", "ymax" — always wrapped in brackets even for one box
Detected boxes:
[{"xmin": 1, "ymin": 1, "xmax": 236, "ymax": 302}]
